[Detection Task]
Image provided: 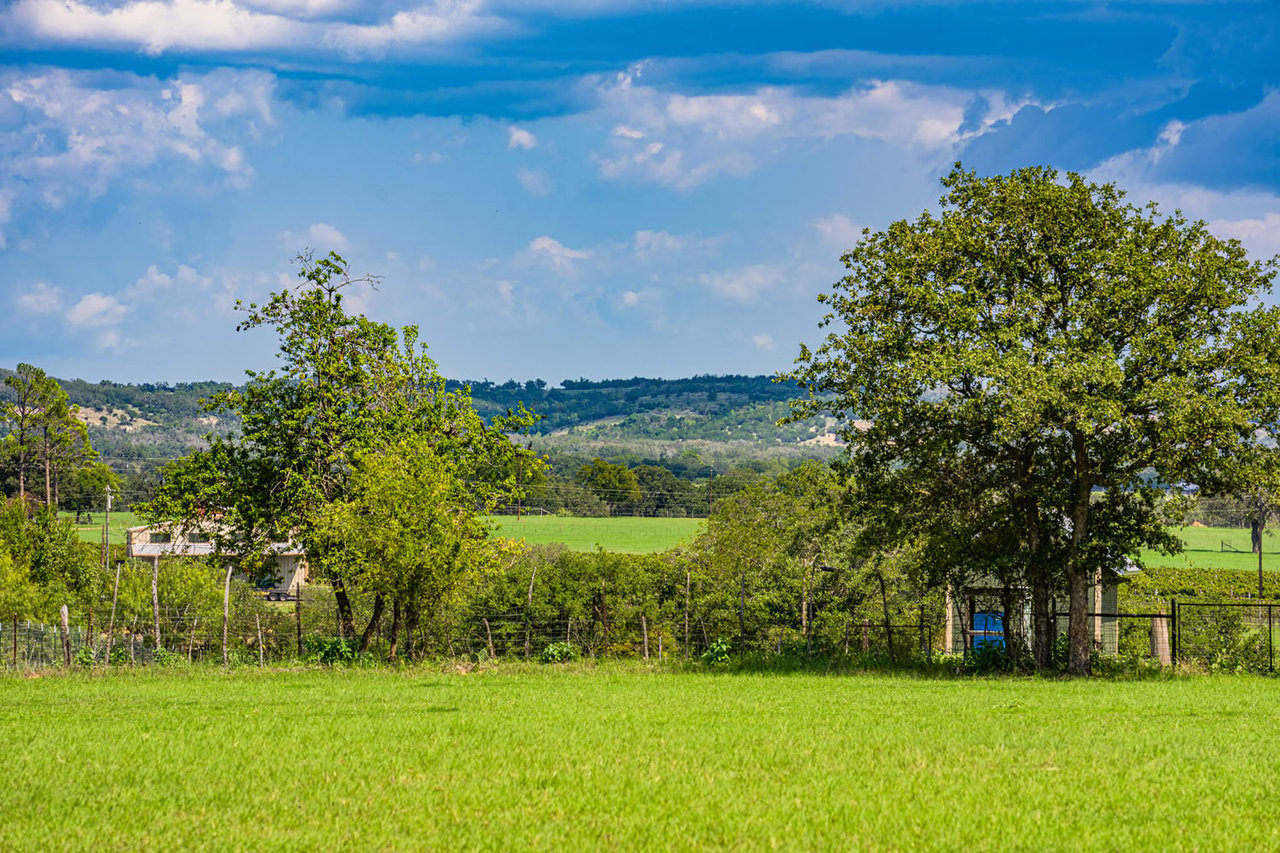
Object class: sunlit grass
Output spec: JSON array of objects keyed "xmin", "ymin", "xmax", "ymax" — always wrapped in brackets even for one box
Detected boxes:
[
  {"xmin": 489, "ymin": 515, "xmax": 702, "ymax": 553},
  {"xmin": 2, "ymin": 667, "xmax": 1279, "ymax": 850}
]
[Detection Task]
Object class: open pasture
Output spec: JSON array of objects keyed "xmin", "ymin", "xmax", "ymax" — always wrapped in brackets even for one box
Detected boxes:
[
  {"xmin": 488, "ymin": 515, "xmax": 702, "ymax": 553},
  {"xmin": 1141, "ymin": 526, "xmax": 1280, "ymax": 573},
  {"xmin": 2, "ymin": 668, "xmax": 1278, "ymax": 850},
  {"xmin": 68, "ymin": 512, "xmax": 701, "ymax": 554}
]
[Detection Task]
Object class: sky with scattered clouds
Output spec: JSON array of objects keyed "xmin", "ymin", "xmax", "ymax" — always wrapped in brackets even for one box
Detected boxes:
[{"xmin": 2, "ymin": 0, "xmax": 1277, "ymax": 384}]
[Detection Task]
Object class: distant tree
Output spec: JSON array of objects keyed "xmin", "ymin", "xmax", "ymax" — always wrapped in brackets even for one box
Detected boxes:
[
  {"xmin": 576, "ymin": 459, "xmax": 642, "ymax": 515},
  {"xmin": 788, "ymin": 164, "xmax": 1280, "ymax": 675}
]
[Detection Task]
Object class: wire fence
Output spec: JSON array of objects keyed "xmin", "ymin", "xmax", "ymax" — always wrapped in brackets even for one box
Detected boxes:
[{"xmin": 5, "ymin": 594, "xmax": 1274, "ymax": 672}]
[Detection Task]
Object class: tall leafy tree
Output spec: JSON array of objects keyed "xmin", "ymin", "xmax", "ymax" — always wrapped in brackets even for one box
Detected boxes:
[
  {"xmin": 144, "ymin": 251, "xmax": 539, "ymax": 641},
  {"xmin": 788, "ymin": 164, "xmax": 1280, "ymax": 674}
]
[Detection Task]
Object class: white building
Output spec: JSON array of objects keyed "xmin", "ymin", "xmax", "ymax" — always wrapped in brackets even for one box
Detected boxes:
[{"xmin": 125, "ymin": 523, "xmax": 307, "ymax": 601}]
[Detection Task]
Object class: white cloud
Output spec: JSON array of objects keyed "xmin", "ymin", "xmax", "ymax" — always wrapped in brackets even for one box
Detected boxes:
[
  {"xmin": 507, "ymin": 126, "xmax": 537, "ymax": 150},
  {"xmin": 2, "ymin": 0, "xmax": 508, "ymax": 55},
  {"xmin": 521, "ymin": 235, "xmax": 591, "ymax": 276},
  {"xmin": 812, "ymin": 214, "xmax": 863, "ymax": 249},
  {"xmin": 699, "ymin": 264, "xmax": 787, "ymax": 303},
  {"xmin": 281, "ymin": 221, "xmax": 350, "ymax": 251},
  {"xmin": 1209, "ymin": 212, "xmax": 1280, "ymax": 261},
  {"xmin": 17, "ymin": 282, "xmax": 63, "ymax": 314},
  {"xmin": 495, "ymin": 279, "xmax": 514, "ymax": 313},
  {"xmin": 126, "ymin": 263, "xmax": 214, "ymax": 298},
  {"xmin": 593, "ymin": 66, "xmax": 1023, "ymax": 189},
  {"xmin": 750, "ymin": 333, "xmax": 776, "ymax": 351},
  {"xmin": 632, "ymin": 229, "xmax": 685, "ymax": 258},
  {"xmin": 517, "ymin": 167, "xmax": 551, "ymax": 195},
  {"xmin": 67, "ymin": 292, "xmax": 127, "ymax": 328},
  {"xmin": 2, "ymin": 66, "xmax": 275, "ymax": 210}
]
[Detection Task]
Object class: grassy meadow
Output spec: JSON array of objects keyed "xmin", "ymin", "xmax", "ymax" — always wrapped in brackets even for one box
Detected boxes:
[
  {"xmin": 488, "ymin": 515, "xmax": 702, "ymax": 553},
  {"xmin": 2, "ymin": 667, "xmax": 1279, "ymax": 850},
  {"xmin": 73, "ymin": 513, "xmax": 1267, "ymax": 562},
  {"xmin": 72, "ymin": 512, "xmax": 703, "ymax": 554}
]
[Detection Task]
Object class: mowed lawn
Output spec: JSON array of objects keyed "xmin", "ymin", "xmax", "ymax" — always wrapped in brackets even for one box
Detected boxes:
[
  {"xmin": 489, "ymin": 515, "xmax": 702, "ymax": 553},
  {"xmin": 2, "ymin": 669, "xmax": 1279, "ymax": 851}
]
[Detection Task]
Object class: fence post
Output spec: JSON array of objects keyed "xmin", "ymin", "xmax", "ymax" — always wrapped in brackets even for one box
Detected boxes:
[
  {"xmin": 1170, "ymin": 598, "xmax": 1178, "ymax": 666},
  {"xmin": 1269, "ymin": 604, "xmax": 1274, "ymax": 674},
  {"xmin": 59, "ymin": 605, "xmax": 71, "ymax": 666}
]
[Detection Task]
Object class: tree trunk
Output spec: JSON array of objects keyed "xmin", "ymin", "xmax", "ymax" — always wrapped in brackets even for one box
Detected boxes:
[
  {"xmin": 876, "ymin": 571, "xmax": 894, "ymax": 662},
  {"xmin": 295, "ymin": 587, "xmax": 304, "ymax": 657},
  {"xmin": 332, "ymin": 578, "xmax": 357, "ymax": 640},
  {"xmin": 404, "ymin": 601, "xmax": 420, "ymax": 662},
  {"xmin": 43, "ymin": 428, "xmax": 52, "ymax": 508},
  {"xmin": 358, "ymin": 594, "xmax": 385, "ymax": 654},
  {"xmin": 222, "ymin": 563, "xmax": 234, "ymax": 668},
  {"xmin": 151, "ymin": 557, "xmax": 162, "ymax": 650},
  {"xmin": 1066, "ymin": 563, "xmax": 1091, "ymax": 676},
  {"xmin": 1031, "ymin": 572, "xmax": 1053, "ymax": 672},
  {"xmin": 388, "ymin": 600, "xmax": 401, "ymax": 662}
]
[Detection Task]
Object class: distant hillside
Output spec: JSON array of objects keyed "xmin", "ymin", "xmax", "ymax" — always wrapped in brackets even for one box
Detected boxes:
[{"xmin": 1, "ymin": 370, "xmax": 838, "ymax": 470}]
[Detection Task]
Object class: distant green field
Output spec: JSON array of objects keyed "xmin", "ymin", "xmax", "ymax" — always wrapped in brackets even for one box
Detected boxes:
[
  {"xmin": 67, "ymin": 511, "xmax": 139, "ymax": 545},
  {"xmin": 69, "ymin": 512, "xmax": 701, "ymax": 554},
  {"xmin": 71, "ymin": 513, "xmax": 1268, "ymax": 564},
  {"xmin": 1141, "ymin": 525, "xmax": 1280, "ymax": 572},
  {"xmin": 490, "ymin": 515, "xmax": 702, "ymax": 553},
  {"xmin": 2, "ymin": 668, "xmax": 1279, "ymax": 850}
]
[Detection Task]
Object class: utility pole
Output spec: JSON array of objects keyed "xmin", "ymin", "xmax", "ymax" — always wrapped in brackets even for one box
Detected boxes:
[
  {"xmin": 101, "ymin": 485, "xmax": 112, "ymax": 574},
  {"xmin": 708, "ymin": 463, "xmax": 714, "ymax": 518}
]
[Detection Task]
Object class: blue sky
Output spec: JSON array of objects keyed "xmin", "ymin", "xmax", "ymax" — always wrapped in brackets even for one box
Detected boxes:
[{"xmin": 1, "ymin": 0, "xmax": 1277, "ymax": 384}]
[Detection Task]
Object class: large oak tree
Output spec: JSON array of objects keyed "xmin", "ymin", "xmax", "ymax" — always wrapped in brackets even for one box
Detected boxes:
[{"xmin": 788, "ymin": 165, "xmax": 1280, "ymax": 674}]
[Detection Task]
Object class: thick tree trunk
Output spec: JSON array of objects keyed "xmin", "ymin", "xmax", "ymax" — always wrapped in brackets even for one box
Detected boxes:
[
  {"xmin": 1031, "ymin": 572, "xmax": 1053, "ymax": 671},
  {"xmin": 1066, "ymin": 564, "xmax": 1091, "ymax": 675},
  {"xmin": 358, "ymin": 594, "xmax": 385, "ymax": 654}
]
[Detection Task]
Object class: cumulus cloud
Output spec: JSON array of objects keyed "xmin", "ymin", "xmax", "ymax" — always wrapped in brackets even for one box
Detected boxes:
[
  {"xmin": 593, "ymin": 65, "xmax": 1022, "ymax": 189},
  {"xmin": 1, "ymin": 0, "xmax": 508, "ymax": 56},
  {"xmin": 1, "ymin": 66, "xmax": 275, "ymax": 219},
  {"xmin": 17, "ymin": 282, "xmax": 63, "ymax": 314},
  {"xmin": 281, "ymin": 222, "xmax": 351, "ymax": 251},
  {"xmin": 125, "ymin": 263, "xmax": 213, "ymax": 298},
  {"xmin": 750, "ymin": 333, "xmax": 776, "ymax": 351},
  {"xmin": 521, "ymin": 235, "xmax": 591, "ymax": 276},
  {"xmin": 507, "ymin": 126, "xmax": 537, "ymax": 150},
  {"xmin": 698, "ymin": 264, "xmax": 787, "ymax": 303},
  {"xmin": 1209, "ymin": 212, "xmax": 1280, "ymax": 261},
  {"xmin": 67, "ymin": 292, "xmax": 128, "ymax": 328}
]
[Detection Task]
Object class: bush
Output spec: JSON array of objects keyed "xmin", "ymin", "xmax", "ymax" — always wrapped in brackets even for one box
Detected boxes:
[
  {"xmin": 539, "ymin": 641, "xmax": 577, "ymax": 663},
  {"xmin": 305, "ymin": 636, "xmax": 356, "ymax": 665},
  {"xmin": 152, "ymin": 648, "xmax": 182, "ymax": 666},
  {"xmin": 700, "ymin": 637, "xmax": 732, "ymax": 665},
  {"xmin": 73, "ymin": 647, "xmax": 95, "ymax": 667}
]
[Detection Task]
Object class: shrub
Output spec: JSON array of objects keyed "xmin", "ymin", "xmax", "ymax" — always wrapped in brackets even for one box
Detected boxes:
[
  {"xmin": 539, "ymin": 641, "xmax": 577, "ymax": 663},
  {"xmin": 700, "ymin": 637, "xmax": 732, "ymax": 665}
]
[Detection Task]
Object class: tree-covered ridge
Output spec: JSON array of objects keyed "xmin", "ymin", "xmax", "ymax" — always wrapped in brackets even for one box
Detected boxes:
[{"xmin": 2, "ymin": 371, "xmax": 830, "ymax": 450}]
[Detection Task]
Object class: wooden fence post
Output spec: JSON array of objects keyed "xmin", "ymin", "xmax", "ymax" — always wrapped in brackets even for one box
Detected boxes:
[
  {"xmin": 59, "ymin": 605, "xmax": 71, "ymax": 666},
  {"xmin": 642, "ymin": 614, "xmax": 649, "ymax": 661}
]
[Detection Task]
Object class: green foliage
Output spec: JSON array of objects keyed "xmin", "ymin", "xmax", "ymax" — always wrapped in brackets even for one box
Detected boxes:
[
  {"xmin": 72, "ymin": 646, "xmax": 95, "ymax": 667},
  {"xmin": 538, "ymin": 641, "xmax": 577, "ymax": 663},
  {"xmin": 787, "ymin": 163, "xmax": 1280, "ymax": 674},
  {"xmin": 699, "ymin": 637, "xmax": 731, "ymax": 665},
  {"xmin": 305, "ymin": 636, "xmax": 356, "ymax": 665}
]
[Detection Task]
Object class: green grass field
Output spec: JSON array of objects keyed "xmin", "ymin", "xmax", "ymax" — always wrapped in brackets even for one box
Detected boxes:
[
  {"xmin": 2, "ymin": 667, "xmax": 1278, "ymax": 850},
  {"xmin": 489, "ymin": 515, "xmax": 702, "ymax": 553},
  {"xmin": 1141, "ymin": 525, "xmax": 1280, "ymax": 572},
  {"xmin": 69, "ymin": 513, "xmax": 1270, "ymax": 563}
]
